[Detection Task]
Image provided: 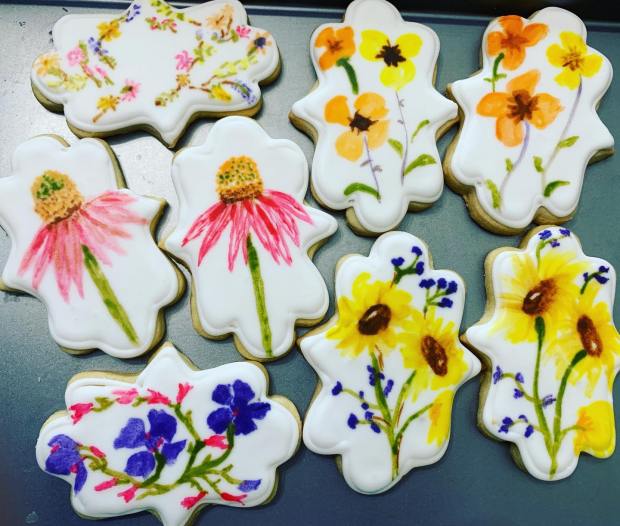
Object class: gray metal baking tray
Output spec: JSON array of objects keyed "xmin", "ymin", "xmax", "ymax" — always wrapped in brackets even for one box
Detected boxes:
[{"xmin": 1, "ymin": 1, "xmax": 619, "ymax": 525}]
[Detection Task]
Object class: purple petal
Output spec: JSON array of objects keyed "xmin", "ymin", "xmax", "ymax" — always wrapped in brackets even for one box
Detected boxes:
[
  {"xmin": 161, "ymin": 440, "xmax": 186, "ymax": 464},
  {"xmin": 207, "ymin": 407, "xmax": 233, "ymax": 434},
  {"xmin": 48, "ymin": 434, "xmax": 78, "ymax": 450},
  {"xmin": 124, "ymin": 451, "xmax": 155, "ymax": 478},
  {"xmin": 233, "ymin": 413, "xmax": 258, "ymax": 435},
  {"xmin": 232, "ymin": 379, "xmax": 256, "ymax": 406},
  {"xmin": 148, "ymin": 409, "xmax": 177, "ymax": 443},
  {"xmin": 114, "ymin": 418, "xmax": 146, "ymax": 449},
  {"xmin": 46, "ymin": 449, "xmax": 81, "ymax": 475},
  {"xmin": 212, "ymin": 384, "xmax": 233, "ymax": 406},
  {"xmin": 74, "ymin": 462, "xmax": 87, "ymax": 493},
  {"xmin": 238, "ymin": 479, "xmax": 261, "ymax": 492},
  {"xmin": 247, "ymin": 401, "xmax": 270, "ymax": 421}
]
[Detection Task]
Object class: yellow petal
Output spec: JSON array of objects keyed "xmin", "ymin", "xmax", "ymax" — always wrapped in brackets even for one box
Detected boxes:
[
  {"xmin": 554, "ymin": 68, "xmax": 581, "ymax": 90},
  {"xmin": 560, "ymin": 31, "xmax": 587, "ymax": 55},
  {"xmin": 546, "ymin": 43, "xmax": 566, "ymax": 68},
  {"xmin": 380, "ymin": 60, "xmax": 415, "ymax": 90},
  {"xmin": 581, "ymin": 53, "xmax": 603, "ymax": 77},
  {"xmin": 396, "ymin": 33, "xmax": 422, "ymax": 59},
  {"xmin": 360, "ymin": 29, "xmax": 388, "ymax": 62}
]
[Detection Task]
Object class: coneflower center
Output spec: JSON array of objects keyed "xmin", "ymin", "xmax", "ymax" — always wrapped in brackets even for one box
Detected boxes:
[
  {"xmin": 376, "ymin": 43, "xmax": 406, "ymax": 67},
  {"xmin": 358, "ymin": 303, "xmax": 391, "ymax": 335},
  {"xmin": 349, "ymin": 111, "xmax": 375, "ymax": 134},
  {"xmin": 421, "ymin": 335, "xmax": 448, "ymax": 376},
  {"xmin": 577, "ymin": 315, "xmax": 603, "ymax": 357},
  {"xmin": 562, "ymin": 51, "xmax": 584, "ymax": 71},
  {"xmin": 31, "ymin": 170, "xmax": 83, "ymax": 224},
  {"xmin": 508, "ymin": 90, "xmax": 536, "ymax": 122},
  {"xmin": 522, "ymin": 279, "xmax": 557, "ymax": 316},
  {"xmin": 216, "ymin": 156, "xmax": 264, "ymax": 204}
]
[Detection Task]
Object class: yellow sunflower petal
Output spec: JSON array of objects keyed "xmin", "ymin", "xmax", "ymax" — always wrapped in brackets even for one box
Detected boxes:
[
  {"xmin": 574, "ymin": 401, "xmax": 615, "ymax": 457},
  {"xmin": 396, "ymin": 33, "xmax": 422, "ymax": 59},
  {"xmin": 359, "ymin": 29, "xmax": 388, "ymax": 62},
  {"xmin": 427, "ymin": 391, "xmax": 454, "ymax": 446},
  {"xmin": 380, "ymin": 60, "xmax": 415, "ymax": 90}
]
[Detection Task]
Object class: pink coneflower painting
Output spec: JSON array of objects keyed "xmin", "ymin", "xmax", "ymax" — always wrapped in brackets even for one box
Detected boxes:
[
  {"xmin": 19, "ymin": 170, "xmax": 146, "ymax": 343},
  {"xmin": 120, "ymin": 79, "xmax": 140, "ymax": 101},
  {"xmin": 182, "ymin": 156, "xmax": 313, "ymax": 356}
]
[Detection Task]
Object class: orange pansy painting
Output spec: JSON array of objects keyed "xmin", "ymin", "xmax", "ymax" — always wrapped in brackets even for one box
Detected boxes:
[
  {"xmin": 316, "ymin": 26, "xmax": 356, "ymax": 70},
  {"xmin": 487, "ymin": 15, "xmax": 548, "ymax": 70},
  {"xmin": 477, "ymin": 70, "xmax": 562, "ymax": 147}
]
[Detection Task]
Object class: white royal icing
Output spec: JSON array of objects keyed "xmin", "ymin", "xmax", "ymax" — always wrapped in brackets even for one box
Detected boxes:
[
  {"xmin": 36, "ymin": 343, "xmax": 300, "ymax": 526},
  {"xmin": 291, "ymin": 0, "xmax": 456, "ymax": 234},
  {"xmin": 31, "ymin": 0, "xmax": 279, "ymax": 146},
  {"xmin": 448, "ymin": 7, "xmax": 613, "ymax": 231},
  {"xmin": 466, "ymin": 226, "xmax": 620, "ymax": 480},
  {"xmin": 163, "ymin": 116, "xmax": 337, "ymax": 360},
  {"xmin": 301, "ymin": 231, "xmax": 480, "ymax": 493},
  {"xmin": 0, "ymin": 135, "xmax": 181, "ymax": 358}
]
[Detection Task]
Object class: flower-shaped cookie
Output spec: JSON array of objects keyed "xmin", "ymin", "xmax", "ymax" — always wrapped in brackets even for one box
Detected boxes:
[
  {"xmin": 0, "ymin": 135, "xmax": 182, "ymax": 357},
  {"xmin": 446, "ymin": 7, "xmax": 613, "ymax": 234},
  {"xmin": 31, "ymin": 0, "xmax": 279, "ymax": 147},
  {"xmin": 163, "ymin": 117, "xmax": 337, "ymax": 360},
  {"xmin": 465, "ymin": 226, "xmax": 620, "ymax": 480},
  {"xmin": 300, "ymin": 232, "xmax": 480, "ymax": 493},
  {"xmin": 36, "ymin": 342, "xmax": 300, "ymax": 526},
  {"xmin": 290, "ymin": 0, "xmax": 457, "ymax": 235}
]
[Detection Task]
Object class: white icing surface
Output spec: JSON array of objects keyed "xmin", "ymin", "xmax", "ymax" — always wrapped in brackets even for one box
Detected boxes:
[
  {"xmin": 291, "ymin": 0, "xmax": 456, "ymax": 234},
  {"xmin": 35, "ymin": 343, "xmax": 299, "ymax": 526},
  {"xmin": 0, "ymin": 135, "xmax": 180, "ymax": 357},
  {"xmin": 449, "ymin": 7, "xmax": 613, "ymax": 230},
  {"xmin": 301, "ymin": 231, "xmax": 480, "ymax": 493},
  {"xmin": 164, "ymin": 116, "xmax": 337, "ymax": 360},
  {"xmin": 31, "ymin": 0, "xmax": 279, "ymax": 146},
  {"xmin": 466, "ymin": 226, "xmax": 619, "ymax": 480}
]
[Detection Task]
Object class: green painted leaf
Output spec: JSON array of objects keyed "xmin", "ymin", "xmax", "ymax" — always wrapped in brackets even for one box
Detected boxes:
[
  {"xmin": 558, "ymin": 135, "xmax": 579, "ymax": 148},
  {"xmin": 343, "ymin": 182, "xmax": 380, "ymax": 199},
  {"xmin": 388, "ymin": 138, "xmax": 404, "ymax": 158},
  {"xmin": 410, "ymin": 119, "xmax": 430, "ymax": 142},
  {"xmin": 533, "ymin": 156, "xmax": 544, "ymax": 173},
  {"xmin": 485, "ymin": 179, "xmax": 501, "ymax": 209},
  {"xmin": 543, "ymin": 180, "xmax": 570, "ymax": 197},
  {"xmin": 404, "ymin": 154, "xmax": 436, "ymax": 175},
  {"xmin": 505, "ymin": 158, "xmax": 513, "ymax": 173}
]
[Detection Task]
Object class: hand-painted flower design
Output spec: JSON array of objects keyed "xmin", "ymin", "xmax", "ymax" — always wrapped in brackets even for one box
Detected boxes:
[
  {"xmin": 477, "ymin": 69, "xmax": 563, "ymax": 147},
  {"xmin": 315, "ymin": 26, "xmax": 358, "ymax": 93},
  {"xmin": 114, "ymin": 409, "xmax": 187, "ymax": 478},
  {"xmin": 546, "ymin": 32, "xmax": 602, "ymax": 90},
  {"xmin": 120, "ymin": 79, "xmax": 140, "ymax": 101},
  {"xmin": 207, "ymin": 4, "xmax": 234, "ymax": 38},
  {"xmin": 46, "ymin": 434, "xmax": 88, "ymax": 493},
  {"xmin": 207, "ymin": 380, "xmax": 271, "ymax": 436},
  {"xmin": 486, "ymin": 15, "xmax": 548, "ymax": 70},
  {"xmin": 175, "ymin": 50, "xmax": 192, "ymax": 71},
  {"xmin": 182, "ymin": 155, "xmax": 313, "ymax": 357},
  {"xmin": 18, "ymin": 170, "xmax": 145, "ymax": 343},
  {"xmin": 573, "ymin": 401, "xmax": 615, "ymax": 456},
  {"xmin": 360, "ymin": 30, "xmax": 422, "ymax": 90}
]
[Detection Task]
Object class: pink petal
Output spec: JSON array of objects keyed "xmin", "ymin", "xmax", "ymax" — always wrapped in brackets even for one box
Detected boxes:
[
  {"xmin": 19, "ymin": 225, "xmax": 51, "ymax": 275},
  {"xmin": 32, "ymin": 225, "xmax": 57, "ymax": 290},
  {"xmin": 227, "ymin": 203, "xmax": 250, "ymax": 271},
  {"xmin": 197, "ymin": 205, "xmax": 233, "ymax": 266},
  {"xmin": 183, "ymin": 201, "xmax": 226, "ymax": 245}
]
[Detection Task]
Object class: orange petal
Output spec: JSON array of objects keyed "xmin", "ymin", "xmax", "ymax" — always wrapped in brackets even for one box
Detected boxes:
[
  {"xmin": 315, "ymin": 27, "xmax": 335, "ymax": 48},
  {"xmin": 498, "ymin": 15, "xmax": 524, "ymax": 35},
  {"xmin": 325, "ymin": 95, "xmax": 351, "ymax": 126},
  {"xmin": 487, "ymin": 31, "xmax": 504, "ymax": 56},
  {"xmin": 319, "ymin": 51, "xmax": 338, "ymax": 70},
  {"xmin": 522, "ymin": 23, "xmax": 548, "ymax": 46},
  {"xmin": 507, "ymin": 69, "xmax": 540, "ymax": 95},
  {"xmin": 529, "ymin": 94, "xmax": 563, "ymax": 129},
  {"xmin": 502, "ymin": 46, "xmax": 526, "ymax": 70},
  {"xmin": 354, "ymin": 92, "xmax": 388, "ymax": 120},
  {"xmin": 367, "ymin": 120, "xmax": 389, "ymax": 150},
  {"xmin": 496, "ymin": 116, "xmax": 523, "ymax": 147},
  {"xmin": 335, "ymin": 130, "xmax": 363, "ymax": 161},
  {"xmin": 336, "ymin": 26, "xmax": 356, "ymax": 56},
  {"xmin": 477, "ymin": 92, "xmax": 511, "ymax": 118}
]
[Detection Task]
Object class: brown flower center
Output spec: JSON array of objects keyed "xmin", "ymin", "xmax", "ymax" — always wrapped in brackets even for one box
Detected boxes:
[
  {"xmin": 376, "ymin": 43, "xmax": 406, "ymax": 67},
  {"xmin": 349, "ymin": 111, "xmax": 375, "ymax": 134},
  {"xmin": 357, "ymin": 303, "xmax": 391, "ymax": 335},
  {"xmin": 562, "ymin": 51, "xmax": 584, "ymax": 71},
  {"xmin": 31, "ymin": 170, "xmax": 83, "ymax": 224},
  {"xmin": 577, "ymin": 315, "xmax": 603, "ymax": 357},
  {"xmin": 216, "ymin": 156, "xmax": 263, "ymax": 204},
  {"xmin": 421, "ymin": 335, "xmax": 448, "ymax": 376},
  {"xmin": 521, "ymin": 279, "xmax": 557, "ymax": 316},
  {"xmin": 508, "ymin": 90, "xmax": 537, "ymax": 122},
  {"xmin": 501, "ymin": 33, "xmax": 527, "ymax": 50},
  {"xmin": 327, "ymin": 39, "xmax": 342, "ymax": 53}
]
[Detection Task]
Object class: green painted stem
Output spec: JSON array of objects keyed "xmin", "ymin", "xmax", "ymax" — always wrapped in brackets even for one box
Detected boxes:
[
  {"xmin": 336, "ymin": 57, "xmax": 358, "ymax": 94},
  {"xmin": 532, "ymin": 317, "xmax": 552, "ymax": 453},
  {"xmin": 81, "ymin": 245, "xmax": 138, "ymax": 344},
  {"xmin": 246, "ymin": 235, "xmax": 272, "ymax": 357}
]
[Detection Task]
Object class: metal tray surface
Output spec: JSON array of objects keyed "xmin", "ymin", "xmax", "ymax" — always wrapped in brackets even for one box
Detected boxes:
[{"xmin": 1, "ymin": 3, "xmax": 619, "ymax": 525}]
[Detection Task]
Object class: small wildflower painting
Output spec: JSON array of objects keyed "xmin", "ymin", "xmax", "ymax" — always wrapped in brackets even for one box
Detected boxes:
[
  {"xmin": 163, "ymin": 117, "xmax": 337, "ymax": 361},
  {"xmin": 466, "ymin": 226, "xmax": 620, "ymax": 480},
  {"xmin": 291, "ymin": 0, "xmax": 456, "ymax": 234},
  {"xmin": 0, "ymin": 136, "xmax": 181, "ymax": 358},
  {"xmin": 31, "ymin": 0, "xmax": 279, "ymax": 147},
  {"xmin": 36, "ymin": 343, "xmax": 300, "ymax": 526},
  {"xmin": 300, "ymin": 232, "xmax": 480, "ymax": 494},
  {"xmin": 447, "ymin": 7, "xmax": 613, "ymax": 232}
]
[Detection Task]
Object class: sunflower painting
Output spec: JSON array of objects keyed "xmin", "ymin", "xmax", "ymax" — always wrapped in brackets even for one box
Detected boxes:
[{"xmin": 466, "ymin": 226, "xmax": 620, "ymax": 481}]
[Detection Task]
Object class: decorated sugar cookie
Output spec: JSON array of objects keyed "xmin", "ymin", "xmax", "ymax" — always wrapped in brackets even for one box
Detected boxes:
[
  {"xmin": 300, "ymin": 231, "xmax": 480, "ymax": 493},
  {"xmin": 464, "ymin": 226, "xmax": 620, "ymax": 480},
  {"xmin": 0, "ymin": 135, "xmax": 183, "ymax": 358},
  {"xmin": 445, "ymin": 7, "xmax": 613, "ymax": 234},
  {"xmin": 31, "ymin": 0, "xmax": 279, "ymax": 147},
  {"xmin": 290, "ymin": 0, "xmax": 457, "ymax": 235},
  {"xmin": 162, "ymin": 117, "xmax": 337, "ymax": 361},
  {"xmin": 36, "ymin": 342, "xmax": 300, "ymax": 525}
]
